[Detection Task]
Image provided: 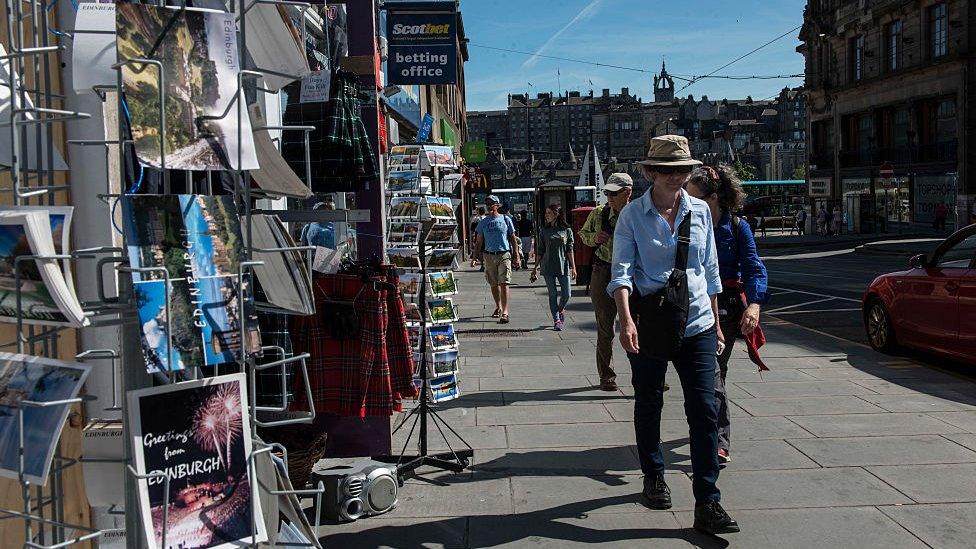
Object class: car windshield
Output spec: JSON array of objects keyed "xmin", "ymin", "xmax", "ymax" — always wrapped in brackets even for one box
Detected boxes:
[{"xmin": 934, "ymin": 232, "xmax": 976, "ymax": 269}]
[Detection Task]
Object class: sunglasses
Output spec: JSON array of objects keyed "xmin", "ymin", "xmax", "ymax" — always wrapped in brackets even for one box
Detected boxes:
[
  {"xmin": 653, "ymin": 165, "xmax": 694, "ymax": 175},
  {"xmin": 605, "ymin": 189, "xmax": 630, "ymax": 198}
]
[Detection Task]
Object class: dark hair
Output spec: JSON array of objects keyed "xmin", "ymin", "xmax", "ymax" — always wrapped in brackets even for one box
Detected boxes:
[
  {"xmin": 545, "ymin": 204, "xmax": 570, "ymax": 229},
  {"xmin": 688, "ymin": 163, "xmax": 746, "ymax": 212}
]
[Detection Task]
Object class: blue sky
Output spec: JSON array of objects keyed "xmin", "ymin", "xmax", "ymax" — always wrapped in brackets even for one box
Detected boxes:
[{"xmin": 460, "ymin": 0, "xmax": 807, "ymax": 111}]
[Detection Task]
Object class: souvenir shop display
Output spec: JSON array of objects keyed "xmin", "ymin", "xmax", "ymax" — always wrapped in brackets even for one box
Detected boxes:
[
  {"xmin": 375, "ymin": 143, "xmax": 472, "ymax": 477},
  {"xmin": 0, "ymin": 44, "xmax": 69, "ymax": 171},
  {"xmin": 249, "ymin": 214, "xmax": 315, "ymax": 316},
  {"xmin": 248, "ymin": 105, "xmax": 314, "ymax": 199}
]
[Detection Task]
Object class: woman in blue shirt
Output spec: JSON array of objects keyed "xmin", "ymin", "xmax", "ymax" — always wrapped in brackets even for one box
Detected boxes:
[
  {"xmin": 687, "ymin": 164, "xmax": 769, "ymax": 464},
  {"xmin": 531, "ymin": 204, "xmax": 577, "ymax": 331}
]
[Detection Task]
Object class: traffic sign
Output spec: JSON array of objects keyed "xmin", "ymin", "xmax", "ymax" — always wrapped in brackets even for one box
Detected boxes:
[{"xmin": 879, "ymin": 162, "xmax": 894, "ymax": 178}]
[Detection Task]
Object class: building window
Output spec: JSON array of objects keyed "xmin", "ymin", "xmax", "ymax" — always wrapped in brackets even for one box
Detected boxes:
[
  {"xmin": 886, "ymin": 20, "xmax": 902, "ymax": 71},
  {"xmin": 929, "ymin": 2, "xmax": 948, "ymax": 58},
  {"xmin": 849, "ymin": 35, "xmax": 865, "ymax": 82}
]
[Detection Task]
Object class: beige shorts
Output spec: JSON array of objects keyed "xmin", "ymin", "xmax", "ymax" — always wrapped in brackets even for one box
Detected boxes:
[{"xmin": 483, "ymin": 252, "xmax": 512, "ymax": 286}]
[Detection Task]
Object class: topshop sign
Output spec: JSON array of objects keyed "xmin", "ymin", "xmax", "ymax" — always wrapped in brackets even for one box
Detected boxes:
[{"xmin": 386, "ymin": 9, "xmax": 457, "ymax": 85}]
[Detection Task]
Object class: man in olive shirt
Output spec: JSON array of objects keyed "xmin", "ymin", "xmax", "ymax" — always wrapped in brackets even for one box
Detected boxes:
[{"xmin": 579, "ymin": 173, "xmax": 633, "ymax": 390}]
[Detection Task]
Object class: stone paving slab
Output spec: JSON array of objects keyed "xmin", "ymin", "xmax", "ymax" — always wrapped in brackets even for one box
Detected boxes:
[
  {"xmin": 787, "ymin": 412, "xmax": 966, "ymax": 437},
  {"xmin": 666, "ymin": 439, "xmax": 822, "ymax": 471},
  {"xmin": 944, "ymin": 433, "xmax": 976, "ymax": 452},
  {"xmin": 867, "ymin": 463, "xmax": 976, "ymax": 503},
  {"xmin": 734, "ymin": 395, "xmax": 887, "ymax": 416},
  {"xmin": 476, "ymin": 403, "xmax": 613, "ymax": 426},
  {"xmin": 477, "ymin": 375, "xmax": 593, "ymax": 391},
  {"xmin": 318, "ymin": 517, "xmax": 468, "ymax": 549},
  {"xmin": 926, "ymin": 411, "xmax": 976, "ymax": 433},
  {"xmin": 510, "ymin": 473, "xmax": 695, "ymax": 514},
  {"xmin": 717, "ymin": 467, "xmax": 913, "ymax": 509},
  {"xmin": 506, "ymin": 422, "xmax": 637, "ymax": 449},
  {"xmin": 390, "ymin": 474, "xmax": 514, "ymax": 517},
  {"xmin": 673, "ymin": 507, "xmax": 927, "ymax": 548},
  {"xmin": 734, "ymin": 380, "xmax": 879, "ymax": 398},
  {"xmin": 858, "ymin": 393, "xmax": 976, "ymax": 413},
  {"xmin": 878, "ymin": 503, "xmax": 976, "ymax": 549},
  {"xmin": 661, "ymin": 416, "xmax": 815, "ymax": 441},
  {"xmin": 470, "ymin": 446, "xmax": 641, "ymax": 476},
  {"xmin": 788, "ymin": 434, "xmax": 976, "ymax": 467},
  {"xmin": 468, "ymin": 512, "xmax": 693, "ymax": 548},
  {"xmin": 603, "ymin": 401, "xmax": 749, "ymax": 422}
]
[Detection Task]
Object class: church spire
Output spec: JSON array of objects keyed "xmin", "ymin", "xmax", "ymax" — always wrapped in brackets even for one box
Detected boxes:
[{"xmin": 654, "ymin": 59, "xmax": 675, "ymax": 103}]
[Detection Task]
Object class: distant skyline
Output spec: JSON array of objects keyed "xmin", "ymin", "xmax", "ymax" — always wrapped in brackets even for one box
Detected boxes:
[{"xmin": 460, "ymin": 0, "xmax": 806, "ymax": 111}]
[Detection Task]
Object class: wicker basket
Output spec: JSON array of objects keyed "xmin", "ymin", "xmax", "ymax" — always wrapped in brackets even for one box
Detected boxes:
[{"xmin": 260, "ymin": 426, "xmax": 328, "ymax": 490}]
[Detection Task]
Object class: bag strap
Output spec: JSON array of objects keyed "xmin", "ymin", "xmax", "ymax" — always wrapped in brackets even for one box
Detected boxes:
[
  {"xmin": 600, "ymin": 205, "xmax": 613, "ymax": 233},
  {"xmin": 674, "ymin": 212, "xmax": 692, "ymax": 272}
]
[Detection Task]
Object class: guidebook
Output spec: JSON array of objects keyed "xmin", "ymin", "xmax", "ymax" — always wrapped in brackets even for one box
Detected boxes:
[
  {"xmin": 249, "ymin": 214, "xmax": 314, "ymax": 316},
  {"xmin": 0, "ymin": 353, "xmax": 91, "ymax": 485},
  {"xmin": 0, "ymin": 209, "xmax": 88, "ymax": 327},
  {"xmin": 128, "ymin": 374, "xmax": 266, "ymax": 549},
  {"xmin": 116, "ymin": 3, "xmax": 259, "ymax": 171},
  {"xmin": 122, "ymin": 195, "xmax": 261, "ymax": 373}
]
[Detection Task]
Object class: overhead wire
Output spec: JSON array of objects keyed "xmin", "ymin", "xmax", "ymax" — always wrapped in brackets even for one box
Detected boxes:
[{"xmin": 676, "ymin": 25, "xmax": 803, "ymax": 92}]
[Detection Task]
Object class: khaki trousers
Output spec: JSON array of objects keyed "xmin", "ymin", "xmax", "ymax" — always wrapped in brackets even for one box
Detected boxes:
[{"xmin": 590, "ymin": 263, "xmax": 617, "ymax": 383}]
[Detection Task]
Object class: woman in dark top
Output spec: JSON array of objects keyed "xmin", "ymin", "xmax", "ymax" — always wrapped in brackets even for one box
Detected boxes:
[
  {"xmin": 531, "ymin": 204, "xmax": 576, "ymax": 331},
  {"xmin": 687, "ymin": 164, "xmax": 768, "ymax": 464}
]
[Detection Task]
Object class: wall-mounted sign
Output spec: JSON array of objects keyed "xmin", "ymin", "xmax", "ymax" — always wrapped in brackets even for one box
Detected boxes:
[
  {"xmin": 842, "ymin": 178, "xmax": 870, "ymax": 195},
  {"xmin": 418, "ymin": 113, "xmax": 434, "ymax": 142},
  {"xmin": 462, "ymin": 141, "xmax": 487, "ymax": 164},
  {"xmin": 386, "ymin": 9, "xmax": 457, "ymax": 85},
  {"xmin": 809, "ymin": 177, "xmax": 833, "ymax": 197}
]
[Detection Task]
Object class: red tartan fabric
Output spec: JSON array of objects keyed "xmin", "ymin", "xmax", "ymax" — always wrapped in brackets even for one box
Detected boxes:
[
  {"xmin": 291, "ymin": 272, "xmax": 416, "ymax": 417},
  {"xmin": 383, "ymin": 268, "xmax": 420, "ymax": 401}
]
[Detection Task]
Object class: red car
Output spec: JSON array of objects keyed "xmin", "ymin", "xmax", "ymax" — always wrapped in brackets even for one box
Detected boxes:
[{"xmin": 863, "ymin": 224, "xmax": 976, "ymax": 363}]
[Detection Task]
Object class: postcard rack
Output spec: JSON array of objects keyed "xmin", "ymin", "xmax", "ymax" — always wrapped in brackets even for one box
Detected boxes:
[
  {"xmin": 0, "ymin": 0, "xmax": 357, "ymax": 547},
  {"xmin": 375, "ymin": 145, "xmax": 472, "ymax": 480}
]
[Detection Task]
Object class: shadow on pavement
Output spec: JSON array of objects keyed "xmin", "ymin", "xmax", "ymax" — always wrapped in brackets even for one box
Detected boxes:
[{"xmin": 319, "ymin": 495, "xmax": 730, "ymax": 549}]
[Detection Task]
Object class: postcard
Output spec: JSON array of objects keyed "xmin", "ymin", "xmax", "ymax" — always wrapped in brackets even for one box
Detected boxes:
[
  {"xmin": 429, "ymin": 373, "xmax": 460, "ymax": 403},
  {"xmin": 426, "ymin": 197, "xmax": 455, "ymax": 220},
  {"xmin": 427, "ymin": 249, "xmax": 458, "ymax": 270},
  {"xmin": 397, "ymin": 273, "xmax": 421, "ymax": 297},
  {"xmin": 430, "ymin": 350, "xmax": 459, "ymax": 376},
  {"xmin": 424, "ymin": 145, "xmax": 457, "ymax": 168},
  {"xmin": 388, "ymin": 222, "xmax": 421, "ymax": 246},
  {"xmin": 71, "ymin": 1, "xmax": 117, "ymax": 93},
  {"xmin": 117, "ymin": 4, "xmax": 259, "ymax": 170},
  {"xmin": 428, "ymin": 271, "xmax": 457, "ymax": 296},
  {"xmin": 389, "ymin": 197, "xmax": 422, "ymax": 219},
  {"xmin": 404, "ymin": 303, "xmax": 421, "ymax": 322},
  {"xmin": 386, "ymin": 247, "xmax": 421, "ymax": 270},
  {"xmin": 0, "ymin": 353, "xmax": 91, "ymax": 485},
  {"xmin": 407, "ymin": 324, "xmax": 421, "ymax": 351},
  {"xmin": 428, "ymin": 324, "xmax": 457, "ymax": 351},
  {"xmin": 428, "ymin": 298, "xmax": 457, "ymax": 324},
  {"xmin": 426, "ymin": 224, "xmax": 457, "ymax": 244},
  {"xmin": 0, "ymin": 210, "xmax": 88, "ymax": 327},
  {"xmin": 249, "ymin": 214, "xmax": 314, "ymax": 316},
  {"xmin": 122, "ymin": 195, "xmax": 261, "ymax": 372},
  {"xmin": 128, "ymin": 374, "xmax": 266, "ymax": 549},
  {"xmin": 440, "ymin": 173, "xmax": 463, "ymax": 194},
  {"xmin": 0, "ymin": 44, "xmax": 69, "ymax": 171},
  {"xmin": 390, "ymin": 145, "xmax": 422, "ymax": 158},
  {"xmin": 386, "ymin": 170, "xmax": 421, "ymax": 194}
]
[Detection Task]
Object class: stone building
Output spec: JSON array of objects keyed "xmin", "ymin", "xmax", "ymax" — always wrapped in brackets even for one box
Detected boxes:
[{"xmin": 799, "ymin": 0, "xmax": 973, "ymax": 232}]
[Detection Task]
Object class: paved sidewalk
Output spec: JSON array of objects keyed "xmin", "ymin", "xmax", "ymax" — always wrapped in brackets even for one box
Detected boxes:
[{"xmin": 319, "ymin": 267, "xmax": 976, "ymax": 548}]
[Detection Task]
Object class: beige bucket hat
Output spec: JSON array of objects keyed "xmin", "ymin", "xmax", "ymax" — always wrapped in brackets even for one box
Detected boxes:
[{"xmin": 637, "ymin": 135, "xmax": 703, "ymax": 167}]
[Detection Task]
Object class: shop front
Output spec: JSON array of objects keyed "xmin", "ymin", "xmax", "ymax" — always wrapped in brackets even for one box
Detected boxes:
[
  {"xmin": 913, "ymin": 173, "xmax": 958, "ymax": 231},
  {"xmin": 841, "ymin": 177, "xmax": 871, "ymax": 234}
]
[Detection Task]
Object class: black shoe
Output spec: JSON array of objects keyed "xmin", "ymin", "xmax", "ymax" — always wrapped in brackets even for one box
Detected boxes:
[
  {"xmin": 639, "ymin": 474, "xmax": 671, "ymax": 510},
  {"xmin": 694, "ymin": 501, "xmax": 740, "ymax": 535}
]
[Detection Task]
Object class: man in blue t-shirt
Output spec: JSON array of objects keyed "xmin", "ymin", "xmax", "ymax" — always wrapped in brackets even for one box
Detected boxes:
[{"xmin": 474, "ymin": 195, "xmax": 522, "ymax": 323}]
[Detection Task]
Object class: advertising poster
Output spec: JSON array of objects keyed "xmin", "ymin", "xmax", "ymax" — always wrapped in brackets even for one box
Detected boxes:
[
  {"xmin": 117, "ymin": 4, "xmax": 258, "ymax": 170},
  {"xmin": 386, "ymin": 10, "xmax": 457, "ymax": 85},
  {"xmin": 128, "ymin": 374, "xmax": 266, "ymax": 549},
  {"xmin": 122, "ymin": 195, "xmax": 261, "ymax": 373},
  {"xmin": 0, "ymin": 353, "xmax": 91, "ymax": 484}
]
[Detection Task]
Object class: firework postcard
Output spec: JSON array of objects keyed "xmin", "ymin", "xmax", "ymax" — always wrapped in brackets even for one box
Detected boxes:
[
  {"xmin": 386, "ymin": 170, "xmax": 421, "ymax": 195},
  {"xmin": 426, "ymin": 197, "xmax": 455, "ymax": 220},
  {"xmin": 425, "ymin": 224, "xmax": 456, "ymax": 244},
  {"xmin": 427, "ymin": 249, "xmax": 458, "ymax": 270},
  {"xmin": 428, "ymin": 271, "xmax": 457, "ymax": 296},
  {"xmin": 117, "ymin": 3, "xmax": 258, "ymax": 171},
  {"xmin": 0, "ymin": 353, "xmax": 91, "ymax": 485},
  {"xmin": 428, "ymin": 298, "xmax": 457, "ymax": 324},
  {"xmin": 122, "ymin": 195, "xmax": 261, "ymax": 373},
  {"xmin": 388, "ymin": 197, "xmax": 423, "ymax": 219},
  {"xmin": 128, "ymin": 374, "xmax": 266, "ymax": 549},
  {"xmin": 428, "ymin": 324, "xmax": 457, "ymax": 351}
]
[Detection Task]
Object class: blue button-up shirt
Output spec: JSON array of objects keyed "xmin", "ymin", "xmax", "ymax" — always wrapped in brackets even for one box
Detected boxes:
[
  {"xmin": 716, "ymin": 212, "xmax": 769, "ymax": 305},
  {"xmin": 608, "ymin": 190, "xmax": 722, "ymax": 336}
]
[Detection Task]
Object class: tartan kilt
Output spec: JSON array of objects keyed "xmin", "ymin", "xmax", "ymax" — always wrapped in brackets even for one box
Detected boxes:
[{"xmin": 291, "ymin": 272, "xmax": 417, "ymax": 417}]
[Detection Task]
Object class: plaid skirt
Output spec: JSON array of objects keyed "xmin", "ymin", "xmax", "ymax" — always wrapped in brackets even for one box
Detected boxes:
[{"xmin": 291, "ymin": 270, "xmax": 417, "ymax": 417}]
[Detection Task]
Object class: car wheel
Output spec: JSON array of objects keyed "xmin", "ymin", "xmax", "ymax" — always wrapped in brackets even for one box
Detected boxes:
[{"xmin": 865, "ymin": 298, "xmax": 897, "ymax": 353}]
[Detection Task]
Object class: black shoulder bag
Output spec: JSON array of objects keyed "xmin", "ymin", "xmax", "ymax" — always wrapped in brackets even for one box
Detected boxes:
[{"xmin": 629, "ymin": 212, "xmax": 692, "ymax": 360}]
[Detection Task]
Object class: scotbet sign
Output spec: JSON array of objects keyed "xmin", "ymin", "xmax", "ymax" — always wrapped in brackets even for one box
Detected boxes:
[{"xmin": 387, "ymin": 9, "xmax": 457, "ymax": 85}]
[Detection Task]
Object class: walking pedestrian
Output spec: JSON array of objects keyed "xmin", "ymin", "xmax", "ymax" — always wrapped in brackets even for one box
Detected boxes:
[
  {"xmin": 611, "ymin": 135, "xmax": 738, "ymax": 536},
  {"xmin": 934, "ymin": 202, "xmax": 949, "ymax": 233},
  {"xmin": 469, "ymin": 206, "xmax": 486, "ymax": 267},
  {"xmin": 531, "ymin": 204, "xmax": 576, "ymax": 331},
  {"xmin": 831, "ymin": 205, "xmax": 842, "ymax": 235},
  {"xmin": 758, "ymin": 212, "xmax": 767, "ymax": 238},
  {"xmin": 687, "ymin": 164, "xmax": 769, "ymax": 465},
  {"xmin": 579, "ymin": 172, "xmax": 634, "ymax": 391},
  {"xmin": 795, "ymin": 207, "xmax": 807, "ymax": 235},
  {"xmin": 817, "ymin": 205, "xmax": 827, "ymax": 237},
  {"xmin": 516, "ymin": 212, "xmax": 535, "ymax": 265},
  {"xmin": 473, "ymin": 195, "xmax": 522, "ymax": 323}
]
